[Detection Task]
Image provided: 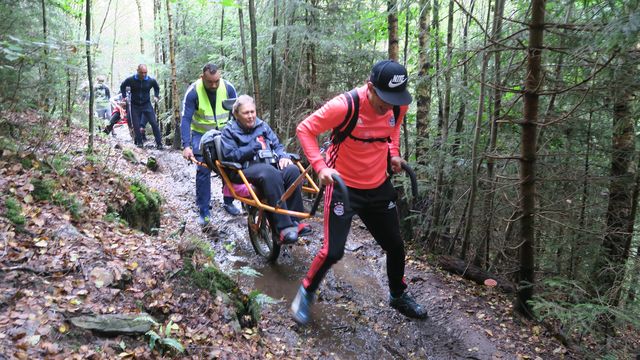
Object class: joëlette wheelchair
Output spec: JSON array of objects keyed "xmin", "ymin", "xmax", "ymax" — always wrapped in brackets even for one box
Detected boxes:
[{"xmin": 191, "ymin": 100, "xmax": 349, "ymax": 263}]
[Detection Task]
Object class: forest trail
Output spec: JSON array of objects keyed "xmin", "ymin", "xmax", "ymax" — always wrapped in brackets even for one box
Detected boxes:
[
  {"xmin": 127, "ymin": 124, "xmax": 569, "ymax": 359},
  {"xmin": 0, "ymin": 120, "xmax": 570, "ymax": 359}
]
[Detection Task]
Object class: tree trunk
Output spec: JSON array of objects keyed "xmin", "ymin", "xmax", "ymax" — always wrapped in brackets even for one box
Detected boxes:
[
  {"xmin": 415, "ymin": 0, "xmax": 431, "ymax": 166},
  {"xmin": 238, "ymin": 5, "xmax": 251, "ymax": 94},
  {"xmin": 41, "ymin": 0, "xmax": 48, "ymax": 78},
  {"xmin": 516, "ymin": 0, "xmax": 545, "ymax": 319},
  {"xmin": 135, "ymin": 0, "xmax": 145, "ymax": 55},
  {"xmin": 86, "ymin": 0, "xmax": 94, "ymax": 153},
  {"xmin": 461, "ymin": 0, "xmax": 489, "ymax": 262},
  {"xmin": 401, "ymin": 2, "xmax": 410, "ymax": 158},
  {"xmin": 429, "ymin": 0, "xmax": 453, "ymax": 245},
  {"xmin": 110, "ymin": 0, "xmax": 119, "ymax": 90},
  {"xmin": 269, "ymin": 0, "xmax": 278, "ymax": 124},
  {"xmin": 598, "ymin": 53, "xmax": 636, "ymax": 308},
  {"xmin": 483, "ymin": 0, "xmax": 505, "ymax": 269},
  {"xmin": 220, "ymin": 6, "xmax": 225, "ymax": 61},
  {"xmin": 248, "ymin": 0, "xmax": 261, "ymax": 114},
  {"xmin": 387, "ymin": 0, "xmax": 398, "ymax": 61},
  {"xmin": 166, "ymin": 0, "xmax": 180, "ymax": 149}
]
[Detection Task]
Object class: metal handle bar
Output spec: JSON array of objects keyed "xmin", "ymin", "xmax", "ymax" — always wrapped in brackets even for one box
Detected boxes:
[{"xmin": 401, "ymin": 162, "xmax": 418, "ymax": 200}]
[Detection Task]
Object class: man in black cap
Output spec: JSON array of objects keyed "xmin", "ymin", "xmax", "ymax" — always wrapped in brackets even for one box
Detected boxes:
[{"xmin": 292, "ymin": 60, "xmax": 427, "ymax": 325}]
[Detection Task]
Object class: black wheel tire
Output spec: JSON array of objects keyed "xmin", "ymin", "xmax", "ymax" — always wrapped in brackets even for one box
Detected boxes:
[{"xmin": 246, "ymin": 206, "xmax": 280, "ymax": 262}]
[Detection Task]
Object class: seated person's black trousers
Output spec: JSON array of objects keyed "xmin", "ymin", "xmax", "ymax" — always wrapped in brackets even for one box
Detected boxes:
[{"xmin": 234, "ymin": 162, "xmax": 304, "ymax": 231}]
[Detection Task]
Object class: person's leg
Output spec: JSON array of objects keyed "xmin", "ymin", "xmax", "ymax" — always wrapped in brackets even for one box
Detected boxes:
[
  {"xmin": 357, "ymin": 180, "xmax": 406, "ymax": 297},
  {"xmin": 302, "ymin": 183, "xmax": 356, "ymax": 293},
  {"xmin": 129, "ymin": 105, "xmax": 143, "ymax": 146},
  {"xmin": 191, "ymin": 132, "xmax": 211, "ymax": 223},
  {"xmin": 281, "ymin": 164, "xmax": 304, "ymax": 213},
  {"xmin": 292, "ymin": 182, "xmax": 356, "ymax": 325},
  {"xmin": 104, "ymin": 111, "xmax": 120, "ymax": 134},
  {"xmin": 145, "ymin": 105, "xmax": 163, "ymax": 147},
  {"xmin": 242, "ymin": 163, "xmax": 294, "ymax": 231},
  {"xmin": 222, "ymin": 194, "xmax": 241, "ymax": 215},
  {"xmin": 358, "ymin": 178, "xmax": 426, "ymax": 319}
]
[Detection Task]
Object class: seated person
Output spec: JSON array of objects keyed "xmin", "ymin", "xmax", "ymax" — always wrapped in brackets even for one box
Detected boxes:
[
  {"xmin": 103, "ymin": 93, "xmax": 128, "ymax": 135},
  {"xmin": 220, "ymin": 95, "xmax": 311, "ymax": 244}
]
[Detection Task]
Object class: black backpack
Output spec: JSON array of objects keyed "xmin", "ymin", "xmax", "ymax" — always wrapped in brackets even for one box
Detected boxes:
[{"xmin": 326, "ymin": 89, "xmax": 401, "ymax": 170}]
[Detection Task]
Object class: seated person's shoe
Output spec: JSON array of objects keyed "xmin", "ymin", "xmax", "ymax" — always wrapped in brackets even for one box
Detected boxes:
[
  {"xmin": 279, "ymin": 226, "xmax": 298, "ymax": 245},
  {"xmin": 291, "ymin": 285, "xmax": 314, "ymax": 325},
  {"xmin": 389, "ymin": 293, "xmax": 428, "ymax": 319},
  {"xmin": 296, "ymin": 222, "xmax": 312, "ymax": 236},
  {"xmin": 223, "ymin": 202, "xmax": 241, "ymax": 216}
]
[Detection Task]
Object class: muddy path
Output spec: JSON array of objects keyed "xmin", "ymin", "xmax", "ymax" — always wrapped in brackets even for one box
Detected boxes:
[{"xmin": 109, "ymin": 128, "xmax": 561, "ymax": 359}]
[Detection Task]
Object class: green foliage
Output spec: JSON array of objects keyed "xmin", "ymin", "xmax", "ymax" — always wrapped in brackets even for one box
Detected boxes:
[
  {"xmin": 530, "ymin": 277, "xmax": 640, "ymax": 351},
  {"xmin": 103, "ymin": 211, "xmax": 127, "ymax": 226},
  {"xmin": 44, "ymin": 154, "xmax": 71, "ymax": 175},
  {"xmin": 122, "ymin": 149, "xmax": 137, "ymax": 164},
  {"xmin": 31, "ymin": 178, "xmax": 57, "ymax": 202},
  {"xmin": 4, "ymin": 196, "xmax": 26, "ymax": 226},
  {"xmin": 145, "ymin": 321, "xmax": 184, "ymax": 355},
  {"xmin": 118, "ymin": 180, "xmax": 162, "ymax": 235},
  {"xmin": 52, "ymin": 191, "xmax": 82, "ymax": 220}
]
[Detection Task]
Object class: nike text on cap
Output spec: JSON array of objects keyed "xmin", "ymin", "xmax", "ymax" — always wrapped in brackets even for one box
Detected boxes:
[{"xmin": 369, "ymin": 60, "xmax": 413, "ymax": 106}]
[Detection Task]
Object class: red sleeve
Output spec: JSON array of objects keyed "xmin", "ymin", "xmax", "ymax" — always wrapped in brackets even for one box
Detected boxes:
[
  {"xmin": 388, "ymin": 105, "xmax": 408, "ymax": 157},
  {"xmin": 296, "ymin": 95, "xmax": 349, "ymax": 173}
]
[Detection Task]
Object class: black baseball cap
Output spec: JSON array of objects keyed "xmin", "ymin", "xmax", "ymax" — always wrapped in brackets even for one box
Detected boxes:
[{"xmin": 369, "ymin": 60, "xmax": 413, "ymax": 106}]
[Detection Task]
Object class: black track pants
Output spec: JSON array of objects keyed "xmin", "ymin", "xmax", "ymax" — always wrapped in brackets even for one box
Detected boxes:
[{"xmin": 302, "ymin": 178, "xmax": 407, "ymax": 297}]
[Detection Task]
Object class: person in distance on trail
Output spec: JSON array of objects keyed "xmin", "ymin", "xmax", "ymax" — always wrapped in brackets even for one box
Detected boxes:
[
  {"xmin": 292, "ymin": 60, "xmax": 428, "ymax": 325},
  {"xmin": 94, "ymin": 75, "xmax": 111, "ymax": 120},
  {"xmin": 119, "ymin": 64, "xmax": 163, "ymax": 149},
  {"xmin": 220, "ymin": 95, "xmax": 312, "ymax": 244},
  {"xmin": 180, "ymin": 63, "xmax": 242, "ymax": 227}
]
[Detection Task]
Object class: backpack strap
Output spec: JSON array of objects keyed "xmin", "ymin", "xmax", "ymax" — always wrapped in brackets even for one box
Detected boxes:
[{"xmin": 330, "ymin": 89, "xmax": 359, "ymax": 145}]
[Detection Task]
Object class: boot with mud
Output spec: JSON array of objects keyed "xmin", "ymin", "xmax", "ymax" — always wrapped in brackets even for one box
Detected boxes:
[
  {"xmin": 291, "ymin": 285, "xmax": 315, "ymax": 325},
  {"xmin": 389, "ymin": 292, "xmax": 428, "ymax": 319}
]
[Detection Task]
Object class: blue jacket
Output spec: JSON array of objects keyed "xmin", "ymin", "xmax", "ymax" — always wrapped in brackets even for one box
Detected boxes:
[
  {"xmin": 120, "ymin": 74, "xmax": 160, "ymax": 107},
  {"xmin": 220, "ymin": 118, "xmax": 288, "ymax": 164},
  {"xmin": 180, "ymin": 80, "xmax": 237, "ymax": 148}
]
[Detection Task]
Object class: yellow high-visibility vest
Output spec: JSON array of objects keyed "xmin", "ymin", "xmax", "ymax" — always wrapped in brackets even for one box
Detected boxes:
[{"xmin": 191, "ymin": 78, "xmax": 230, "ymax": 133}]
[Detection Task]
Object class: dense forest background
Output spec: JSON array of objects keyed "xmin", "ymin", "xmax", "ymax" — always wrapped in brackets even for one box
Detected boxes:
[{"xmin": 1, "ymin": 0, "xmax": 639, "ymax": 356}]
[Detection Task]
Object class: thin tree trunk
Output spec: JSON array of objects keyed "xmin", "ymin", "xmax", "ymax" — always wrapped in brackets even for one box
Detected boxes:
[
  {"xmin": 220, "ymin": 6, "xmax": 225, "ymax": 60},
  {"xmin": 278, "ymin": 0, "xmax": 292, "ymax": 138},
  {"xmin": 574, "ymin": 112, "xmax": 592, "ymax": 278},
  {"xmin": 86, "ymin": 0, "xmax": 94, "ymax": 153},
  {"xmin": 402, "ymin": 2, "xmax": 410, "ymax": 159},
  {"xmin": 432, "ymin": 0, "xmax": 456, "ymax": 249},
  {"xmin": 461, "ymin": 0, "xmax": 489, "ymax": 261},
  {"xmin": 238, "ymin": 5, "xmax": 251, "ymax": 94},
  {"xmin": 269, "ymin": 0, "xmax": 278, "ymax": 124},
  {"xmin": 248, "ymin": 0, "xmax": 261, "ymax": 114},
  {"xmin": 135, "ymin": 0, "xmax": 145, "ymax": 55},
  {"xmin": 387, "ymin": 0, "xmax": 398, "ymax": 61},
  {"xmin": 166, "ymin": 0, "xmax": 180, "ymax": 149},
  {"xmin": 109, "ymin": 0, "xmax": 119, "ymax": 90},
  {"xmin": 516, "ymin": 0, "xmax": 546, "ymax": 319},
  {"xmin": 483, "ymin": 0, "xmax": 505, "ymax": 268},
  {"xmin": 41, "ymin": 0, "xmax": 48, "ymax": 77},
  {"xmin": 96, "ymin": 0, "xmax": 113, "ymax": 46},
  {"xmin": 415, "ymin": 0, "xmax": 431, "ymax": 166}
]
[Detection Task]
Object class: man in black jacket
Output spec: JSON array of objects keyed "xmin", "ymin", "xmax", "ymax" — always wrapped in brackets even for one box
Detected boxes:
[{"xmin": 120, "ymin": 64, "xmax": 163, "ymax": 149}]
